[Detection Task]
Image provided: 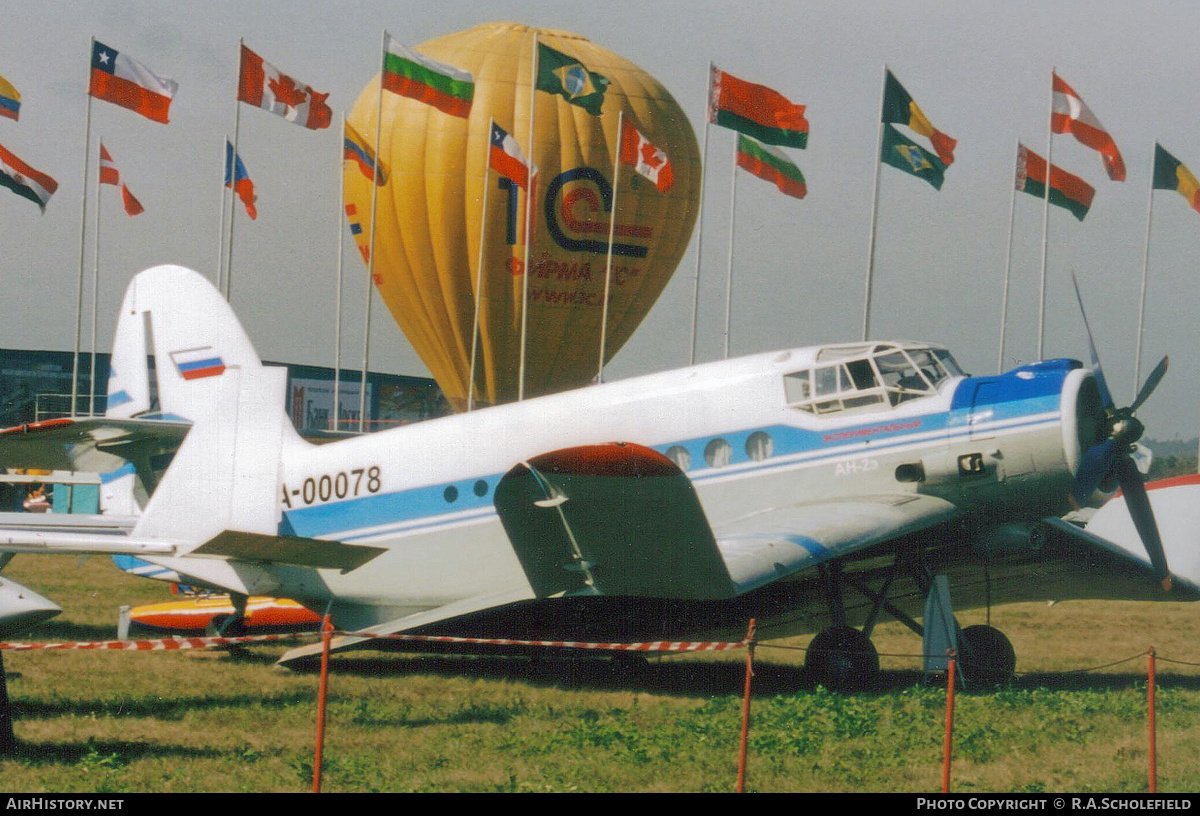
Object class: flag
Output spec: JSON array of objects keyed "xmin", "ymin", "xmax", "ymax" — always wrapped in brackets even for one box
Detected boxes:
[
  {"xmin": 620, "ymin": 117, "xmax": 673, "ymax": 193},
  {"xmin": 1051, "ymin": 73, "xmax": 1125, "ymax": 182},
  {"xmin": 345, "ymin": 202, "xmax": 370, "ymax": 263},
  {"xmin": 881, "ymin": 70, "xmax": 955, "ymax": 166},
  {"xmin": 0, "ymin": 140, "xmax": 57, "ymax": 211},
  {"xmin": 1016, "ymin": 143, "xmax": 1094, "ymax": 221},
  {"xmin": 0, "ymin": 73, "xmax": 20, "ymax": 121},
  {"xmin": 238, "ymin": 45, "xmax": 332, "ymax": 130},
  {"xmin": 98, "ymin": 143, "xmax": 143, "ymax": 216},
  {"xmin": 709, "ymin": 66, "xmax": 808, "ymax": 149},
  {"xmin": 489, "ymin": 121, "xmax": 532, "ymax": 191},
  {"xmin": 535, "ymin": 42, "xmax": 608, "ymax": 115},
  {"xmin": 224, "ymin": 141, "xmax": 256, "ymax": 219},
  {"xmin": 89, "ymin": 40, "xmax": 177, "ymax": 124},
  {"xmin": 880, "ymin": 124, "xmax": 946, "ymax": 190},
  {"xmin": 1152, "ymin": 143, "xmax": 1200, "ymax": 215},
  {"xmin": 381, "ymin": 34, "xmax": 473, "ymax": 118},
  {"xmin": 736, "ymin": 134, "xmax": 805, "ymax": 198},
  {"xmin": 343, "ymin": 121, "xmax": 388, "ymax": 185}
]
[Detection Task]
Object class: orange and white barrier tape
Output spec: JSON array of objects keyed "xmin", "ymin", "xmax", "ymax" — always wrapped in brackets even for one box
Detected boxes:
[{"xmin": 0, "ymin": 631, "xmax": 749, "ymax": 653}]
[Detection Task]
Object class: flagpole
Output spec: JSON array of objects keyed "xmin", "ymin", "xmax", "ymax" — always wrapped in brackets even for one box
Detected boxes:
[
  {"xmin": 226, "ymin": 39, "xmax": 245, "ymax": 303},
  {"xmin": 518, "ymin": 30, "xmax": 538, "ymax": 402},
  {"xmin": 468, "ymin": 118, "xmax": 495, "ymax": 410},
  {"xmin": 90, "ymin": 140, "xmax": 103, "ymax": 417},
  {"xmin": 1037, "ymin": 68, "xmax": 1055, "ymax": 361},
  {"xmin": 216, "ymin": 135, "xmax": 228, "ymax": 291},
  {"xmin": 72, "ymin": 37, "xmax": 96, "ymax": 419},
  {"xmin": 690, "ymin": 63, "xmax": 714, "ymax": 366},
  {"xmin": 599, "ymin": 110, "xmax": 624, "ymax": 383},
  {"xmin": 1133, "ymin": 141, "xmax": 1157, "ymax": 398},
  {"xmin": 862, "ymin": 64, "xmax": 888, "ymax": 342},
  {"xmin": 360, "ymin": 30, "xmax": 387, "ymax": 432},
  {"xmin": 723, "ymin": 137, "xmax": 739, "ymax": 359},
  {"xmin": 998, "ymin": 138, "xmax": 1019, "ymax": 373},
  {"xmin": 333, "ymin": 113, "xmax": 346, "ymax": 431}
]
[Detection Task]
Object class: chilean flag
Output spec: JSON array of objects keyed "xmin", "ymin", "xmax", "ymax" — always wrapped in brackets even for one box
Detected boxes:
[
  {"xmin": 1051, "ymin": 73, "xmax": 1125, "ymax": 182},
  {"xmin": 89, "ymin": 41, "xmax": 178, "ymax": 124},
  {"xmin": 489, "ymin": 122, "xmax": 532, "ymax": 191},
  {"xmin": 170, "ymin": 347, "xmax": 226, "ymax": 381},
  {"xmin": 238, "ymin": 45, "xmax": 332, "ymax": 130}
]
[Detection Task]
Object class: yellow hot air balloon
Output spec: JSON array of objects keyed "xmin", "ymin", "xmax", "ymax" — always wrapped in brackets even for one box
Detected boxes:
[{"xmin": 345, "ymin": 22, "xmax": 701, "ymax": 410}]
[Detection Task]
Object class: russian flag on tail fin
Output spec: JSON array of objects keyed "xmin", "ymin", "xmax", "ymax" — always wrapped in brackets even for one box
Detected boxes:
[{"xmin": 170, "ymin": 347, "xmax": 226, "ymax": 380}]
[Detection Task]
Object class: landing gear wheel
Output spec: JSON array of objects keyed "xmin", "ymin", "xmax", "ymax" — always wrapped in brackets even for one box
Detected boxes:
[
  {"xmin": 805, "ymin": 626, "xmax": 879, "ymax": 692},
  {"xmin": 958, "ymin": 625, "xmax": 1015, "ymax": 689},
  {"xmin": 206, "ymin": 614, "xmax": 251, "ymax": 659}
]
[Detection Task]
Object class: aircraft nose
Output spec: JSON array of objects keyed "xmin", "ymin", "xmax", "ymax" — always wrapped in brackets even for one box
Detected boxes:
[{"xmin": 0, "ymin": 577, "xmax": 62, "ymax": 638}]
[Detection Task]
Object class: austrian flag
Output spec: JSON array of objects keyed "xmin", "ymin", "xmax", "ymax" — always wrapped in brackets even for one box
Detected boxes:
[
  {"xmin": 1051, "ymin": 73, "xmax": 1125, "ymax": 182},
  {"xmin": 619, "ymin": 118, "xmax": 673, "ymax": 193},
  {"xmin": 238, "ymin": 45, "xmax": 332, "ymax": 130}
]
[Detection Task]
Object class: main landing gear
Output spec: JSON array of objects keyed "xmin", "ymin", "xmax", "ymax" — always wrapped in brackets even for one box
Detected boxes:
[{"xmin": 802, "ymin": 561, "xmax": 1016, "ymax": 692}]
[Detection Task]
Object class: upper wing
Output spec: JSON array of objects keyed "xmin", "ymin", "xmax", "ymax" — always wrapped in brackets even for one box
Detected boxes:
[{"xmin": 715, "ymin": 493, "xmax": 959, "ymax": 594}]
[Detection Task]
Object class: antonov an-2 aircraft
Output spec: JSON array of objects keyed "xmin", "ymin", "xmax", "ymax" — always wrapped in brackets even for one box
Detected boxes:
[{"xmin": 0, "ymin": 265, "xmax": 1194, "ymax": 690}]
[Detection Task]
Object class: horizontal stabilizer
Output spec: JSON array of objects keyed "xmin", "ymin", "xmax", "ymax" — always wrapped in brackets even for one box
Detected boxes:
[
  {"xmin": 494, "ymin": 443, "xmax": 735, "ymax": 600},
  {"xmin": 189, "ymin": 530, "xmax": 385, "ymax": 573},
  {"xmin": 0, "ymin": 576, "xmax": 61, "ymax": 637},
  {"xmin": 0, "ymin": 416, "xmax": 189, "ymax": 473}
]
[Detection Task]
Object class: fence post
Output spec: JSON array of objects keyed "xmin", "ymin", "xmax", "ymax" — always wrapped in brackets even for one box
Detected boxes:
[
  {"xmin": 1147, "ymin": 646, "xmax": 1157, "ymax": 794},
  {"xmin": 736, "ymin": 618, "xmax": 757, "ymax": 793},
  {"xmin": 312, "ymin": 614, "xmax": 334, "ymax": 793},
  {"xmin": 942, "ymin": 649, "xmax": 957, "ymax": 794},
  {"xmin": 0, "ymin": 651, "xmax": 15, "ymax": 756}
]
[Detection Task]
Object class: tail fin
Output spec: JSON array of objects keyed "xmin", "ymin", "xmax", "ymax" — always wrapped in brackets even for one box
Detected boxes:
[{"xmin": 106, "ymin": 264, "xmax": 264, "ymax": 422}]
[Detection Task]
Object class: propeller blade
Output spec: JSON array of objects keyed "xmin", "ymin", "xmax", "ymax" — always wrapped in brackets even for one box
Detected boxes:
[
  {"xmin": 1070, "ymin": 273, "xmax": 1114, "ymax": 409},
  {"xmin": 1129, "ymin": 355, "xmax": 1168, "ymax": 415},
  {"xmin": 1071, "ymin": 438, "xmax": 1118, "ymax": 507},
  {"xmin": 1116, "ymin": 455, "xmax": 1172, "ymax": 591}
]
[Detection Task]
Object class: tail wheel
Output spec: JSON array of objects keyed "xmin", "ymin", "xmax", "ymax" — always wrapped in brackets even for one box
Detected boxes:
[
  {"xmin": 804, "ymin": 626, "xmax": 879, "ymax": 692},
  {"xmin": 958, "ymin": 624, "xmax": 1015, "ymax": 689}
]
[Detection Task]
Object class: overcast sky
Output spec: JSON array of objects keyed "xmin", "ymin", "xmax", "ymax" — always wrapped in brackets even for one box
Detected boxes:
[{"xmin": 2, "ymin": 1, "xmax": 1199, "ymax": 439}]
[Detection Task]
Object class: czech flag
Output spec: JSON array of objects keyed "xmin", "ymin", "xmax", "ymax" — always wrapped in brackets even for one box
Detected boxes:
[
  {"xmin": 89, "ymin": 40, "xmax": 177, "ymax": 124},
  {"xmin": 224, "ymin": 141, "xmax": 256, "ymax": 219}
]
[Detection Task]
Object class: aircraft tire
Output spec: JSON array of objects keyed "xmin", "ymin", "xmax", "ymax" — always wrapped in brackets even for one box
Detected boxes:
[
  {"xmin": 804, "ymin": 626, "xmax": 879, "ymax": 692},
  {"xmin": 958, "ymin": 624, "xmax": 1016, "ymax": 689},
  {"xmin": 205, "ymin": 614, "xmax": 247, "ymax": 639}
]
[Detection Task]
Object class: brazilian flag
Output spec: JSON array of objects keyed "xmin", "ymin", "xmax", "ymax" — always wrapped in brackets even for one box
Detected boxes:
[
  {"xmin": 536, "ymin": 43, "xmax": 609, "ymax": 115},
  {"xmin": 881, "ymin": 124, "xmax": 946, "ymax": 190}
]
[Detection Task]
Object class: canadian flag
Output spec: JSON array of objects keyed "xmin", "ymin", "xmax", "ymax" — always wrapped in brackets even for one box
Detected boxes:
[
  {"xmin": 619, "ymin": 117, "xmax": 674, "ymax": 193},
  {"xmin": 237, "ymin": 45, "xmax": 332, "ymax": 130},
  {"xmin": 98, "ymin": 143, "xmax": 144, "ymax": 216},
  {"xmin": 1051, "ymin": 73, "xmax": 1125, "ymax": 182}
]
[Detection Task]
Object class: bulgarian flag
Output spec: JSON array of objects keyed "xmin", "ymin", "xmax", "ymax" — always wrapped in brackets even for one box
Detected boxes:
[
  {"xmin": 1051, "ymin": 73, "xmax": 1125, "ymax": 182},
  {"xmin": 1152, "ymin": 143, "xmax": 1200, "ymax": 215},
  {"xmin": 0, "ymin": 140, "xmax": 57, "ymax": 211},
  {"xmin": 1016, "ymin": 143, "xmax": 1094, "ymax": 221},
  {"xmin": 881, "ymin": 69, "xmax": 955, "ymax": 166},
  {"xmin": 382, "ymin": 34, "xmax": 474, "ymax": 118},
  {"xmin": 736, "ymin": 134, "xmax": 805, "ymax": 198},
  {"xmin": 709, "ymin": 66, "xmax": 808, "ymax": 149}
]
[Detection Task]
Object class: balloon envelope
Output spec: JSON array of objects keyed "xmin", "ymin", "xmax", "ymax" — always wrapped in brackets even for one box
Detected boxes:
[{"xmin": 345, "ymin": 22, "xmax": 701, "ymax": 409}]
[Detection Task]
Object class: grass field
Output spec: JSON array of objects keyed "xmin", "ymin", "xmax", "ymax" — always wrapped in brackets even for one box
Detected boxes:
[{"xmin": 2, "ymin": 553, "xmax": 1200, "ymax": 793}]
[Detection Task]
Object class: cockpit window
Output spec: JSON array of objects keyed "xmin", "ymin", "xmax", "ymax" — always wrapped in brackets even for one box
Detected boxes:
[{"xmin": 784, "ymin": 344, "xmax": 962, "ymax": 415}]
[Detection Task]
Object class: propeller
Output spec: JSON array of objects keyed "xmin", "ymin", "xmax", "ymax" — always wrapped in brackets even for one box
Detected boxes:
[{"xmin": 1068, "ymin": 273, "xmax": 1172, "ymax": 591}]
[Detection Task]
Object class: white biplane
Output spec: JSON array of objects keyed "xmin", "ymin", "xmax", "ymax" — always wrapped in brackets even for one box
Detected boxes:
[{"xmin": 0, "ymin": 265, "xmax": 1193, "ymax": 690}]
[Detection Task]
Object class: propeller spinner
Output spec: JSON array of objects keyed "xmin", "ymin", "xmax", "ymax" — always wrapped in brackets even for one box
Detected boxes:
[{"xmin": 1069, "ymin": 273, "xmax": 1172, "ymax": 591}]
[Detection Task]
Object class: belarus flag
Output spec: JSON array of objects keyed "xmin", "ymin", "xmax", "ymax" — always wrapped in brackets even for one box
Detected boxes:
[
  {"xmin": 619, "ymin": 118, "xmax": 674, "ymax": 193},
  {"xmin": 489, "ymin": 122, "xmax": 532, "ymax": 191},
  {"xmin": 238, "ymin": 45, "xmax": 332, "ymax": 130},
  {"xmin": 89, "ymin": 41, "xmax": 177, "ymax": 124},
  {"xmin": 1051, "ymin": 73, "xmax": 1125, "ymax": 182},
  {"xmin": 99, "ymin": 143, "xmax": 144, "ymax": 216}
]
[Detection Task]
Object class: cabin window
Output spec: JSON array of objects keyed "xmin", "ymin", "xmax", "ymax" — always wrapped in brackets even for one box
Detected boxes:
[
  {"xmin": 666, "ymin": 445, "xmax": 691, "ymax": 470},
  {"xmin": 785, "ymin": 344, "xmax": 960, "ymax": 416},
  {"xmin": 745, "ymin": 431, "xmax": 773, "ymax": 461},
  {"xmin": 704, "ymin": 438, "xmax": 733, "ymax": 468},
  {"xmin": 783, "ymin": 370, "xmax": 811, "ymax": 403}
]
